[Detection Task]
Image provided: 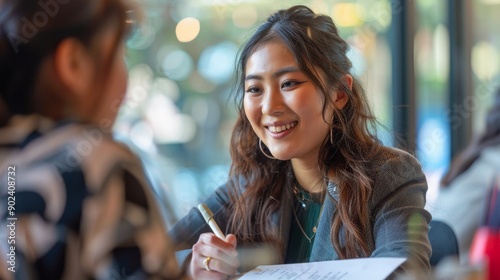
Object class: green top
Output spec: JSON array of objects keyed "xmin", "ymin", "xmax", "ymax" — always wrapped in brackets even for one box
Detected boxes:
[{"xmin": 285, "ymin": 188, "xmax": 324, "ymax": 264}]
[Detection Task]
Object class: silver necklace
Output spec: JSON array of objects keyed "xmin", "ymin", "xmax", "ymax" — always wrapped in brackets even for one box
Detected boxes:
[
  {"xmin": 293, "ymin": 186, "xmax": 313, "ymax": 208},
  {"xmin": 292, "ymin": 201, "xmax": 324, "ymax": 243}
]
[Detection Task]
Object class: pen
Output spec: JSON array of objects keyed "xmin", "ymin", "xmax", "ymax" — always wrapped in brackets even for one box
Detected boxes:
[{"xmin": 198, "ymin": 203, "xmax": 226, "ymax": 240}]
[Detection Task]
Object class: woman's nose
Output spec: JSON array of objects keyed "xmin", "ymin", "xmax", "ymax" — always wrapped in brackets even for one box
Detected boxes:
[{"xmin": 261, "ymin": 87, "xmax": 285, "ymax": 116}]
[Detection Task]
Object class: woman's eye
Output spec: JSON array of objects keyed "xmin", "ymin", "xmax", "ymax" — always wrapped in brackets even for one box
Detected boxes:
[
  {"xmin": 281, "ymin": 80, "xmax": 302, "ymax": 89},
  {"xmin": 245, "ymin": 87, "xmax": 261, "ymax": 94}
]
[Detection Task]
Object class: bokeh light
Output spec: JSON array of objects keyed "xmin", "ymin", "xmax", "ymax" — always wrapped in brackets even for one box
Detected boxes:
[
  {"xmin": 371, "ymin": 1, "xmax": 392, "ymax": 29},
  {"xmin": 127, "ymin": 16, "xmax": 156, "ymax": 50},
  {"xmin": 347, "ymin": 46, "xmax": 367, "ymax": 76},
  {"xmin": 332, "ymin": 3, "xmax": 365, "ymax": 27},
  {"xmin": 472, "ymin": 41, "xmax": 499, "ymax": 81},
  {"xmin": 130, "ymin": 121, "xmax": 156, "ymax": 153},
  {"xmin": 151, "ymin": 77, "xmax": 180, "ymax": 101},
  {"xmin": 433, "ymin": 24, "xmax": 450, "ymax": 82},
  {"xmin": 161, "ymin": 49, "xmax": 194, "ymax": 81},
  {"xmin": 417, "ymin": 119, "xmax": 450, "ymax": 171},
  {"xmin": 145, "ymin": 94, "xmax": 197, "ymax": 144},
  {"xmin": 198, "ymin": 41, "xmax": 238, "ymax": 85},
  {"xmin": 175, "ymin": 17, "xmax": 201, "ymax": 43},
  {"xmin": 415, "ymin": 27, "xmax": 433, "ymax": 78}
]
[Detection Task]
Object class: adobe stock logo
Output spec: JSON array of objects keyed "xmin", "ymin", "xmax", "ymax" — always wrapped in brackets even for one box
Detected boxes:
[{"xmin": 7, "ymin": 0, "xmax": 71, "ymax": 53}]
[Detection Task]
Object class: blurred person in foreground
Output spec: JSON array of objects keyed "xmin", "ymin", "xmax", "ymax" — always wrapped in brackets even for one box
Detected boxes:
[
  {"xmin": 170, "ymin": 5, "xmax": 432, "ymax": 279},
  {"xmin": 432, "ymin": 87, "xmax": 500, "ymax": 264},
  {"xmin": 0, "ymin": 0, "xmax": 182, "ymax": 279}
]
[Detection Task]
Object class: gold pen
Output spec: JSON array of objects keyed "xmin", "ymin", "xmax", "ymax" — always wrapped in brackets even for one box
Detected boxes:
[{"xmin": 198, "ymin": 203, "xmax": 226, "ymax": 240}]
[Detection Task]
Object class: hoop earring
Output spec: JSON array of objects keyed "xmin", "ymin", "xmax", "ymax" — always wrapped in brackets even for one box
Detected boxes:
[
  {"xmin": 329, "ymin": 127, "xmax": 334, "ymax": 145},
  {"xmin": 259, "ymin": 139, "xmax": 276, "ymax": 160}
]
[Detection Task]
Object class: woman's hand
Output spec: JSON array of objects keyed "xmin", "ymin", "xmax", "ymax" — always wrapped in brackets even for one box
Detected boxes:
[{"xmin": 189, "ymin": 233, "xmax": 239, "ymax": 279}]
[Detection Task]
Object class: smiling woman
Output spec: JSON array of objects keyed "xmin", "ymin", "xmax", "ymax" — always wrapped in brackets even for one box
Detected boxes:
[{"xmin": 169, "ymin": 5, "xmax": 431, "ymax": 280}]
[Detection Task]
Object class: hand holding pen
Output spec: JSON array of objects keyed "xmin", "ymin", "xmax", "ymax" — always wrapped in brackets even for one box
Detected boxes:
[{"xmin": 188, "ymin": 203, "xmax": 239, "ymax": 280}]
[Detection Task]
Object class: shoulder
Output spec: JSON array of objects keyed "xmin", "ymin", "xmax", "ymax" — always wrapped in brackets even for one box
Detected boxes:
[
  {"xmin": 5, "ymin": 123, "xmax": 145, "ymax": 193},
  {"xmin": 3, "ymin": 121, "xmax": 138, "ymax": 167},
  {"xmin": 370, "ymin": 146, "xmax": 424, "ymax": 180},
  {"xmin": 64, "ymin": 125, "xmax": 147, "ymax": 191},
  {"xmin": 44, "ymin": 124, "xmax": 141, "ymax": 169},
  {"xmin": 66, "ymin": 124, "xmax": 137, "ymax": 162},
  {"xmin": 368, "ymin": 146, "xmax": 427, "ymax": 204}
]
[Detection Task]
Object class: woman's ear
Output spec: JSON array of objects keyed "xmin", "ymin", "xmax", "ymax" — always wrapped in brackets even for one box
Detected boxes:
[
  {"xmin": 334, "ymin": 74, "xmax": 353, "ymax": 110},
  {"xmin": 53, "ymin": 38, "xmax": 93, "ymax": 99}
]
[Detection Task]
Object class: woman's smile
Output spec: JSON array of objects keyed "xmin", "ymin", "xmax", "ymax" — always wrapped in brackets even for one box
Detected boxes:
[{"xmin": 266, "ymin": 121, "xmax": 298, "ymax": 137}]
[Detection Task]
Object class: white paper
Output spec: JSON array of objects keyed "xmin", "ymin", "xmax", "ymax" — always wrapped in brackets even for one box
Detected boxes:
[{"xmin": 237, "ymin": 257, "xmax": 406, "ymax": 280}]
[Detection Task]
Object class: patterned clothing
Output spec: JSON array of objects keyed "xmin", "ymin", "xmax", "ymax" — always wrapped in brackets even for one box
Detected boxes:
[{"xmin": 0, "ymin": 115, "xmax": 182, "ymax": 280}]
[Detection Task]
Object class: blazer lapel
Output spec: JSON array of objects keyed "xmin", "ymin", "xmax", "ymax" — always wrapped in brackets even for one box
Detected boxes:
[
  {"xmin": 310, "ymin": 194, "xmax": 338, "ymax": 261},
  {"xmin": 310, "ymin": 182, "xmax": 339, "ymax": 261}
]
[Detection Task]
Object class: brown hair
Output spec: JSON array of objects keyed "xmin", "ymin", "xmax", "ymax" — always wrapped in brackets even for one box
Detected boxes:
[
  {"xmin": 227, "ymin": 5, "xmax": 382, "ymax": 259},
  {"xmin": 0, "ymin": 0, "xmax": 131, "ymax": 124}
]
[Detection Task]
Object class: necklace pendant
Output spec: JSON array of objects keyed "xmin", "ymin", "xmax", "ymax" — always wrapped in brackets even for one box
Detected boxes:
[{"xmin": 312, "ymin": 226, "xmax": 317, "ymax": 233}]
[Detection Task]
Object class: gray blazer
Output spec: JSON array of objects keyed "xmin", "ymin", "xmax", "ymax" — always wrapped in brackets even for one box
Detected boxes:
[{"xmin": 169, "ymin": 146, "xmax": 432, "ymax": 276}]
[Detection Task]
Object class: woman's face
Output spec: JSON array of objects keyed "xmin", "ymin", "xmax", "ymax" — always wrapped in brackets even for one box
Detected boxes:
[
  {"xmin": 87, "ymin": 29, "xmax": 128, "ymax": 125},
  {"xmin": 243, "ymin": 42, "xmax": 333, "ymax": 164}
]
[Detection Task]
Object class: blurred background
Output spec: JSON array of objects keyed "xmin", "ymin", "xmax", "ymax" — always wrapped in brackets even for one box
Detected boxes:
[{"xmin": 112, "ymin": 0, "xmax": 500, "ymax": 226}]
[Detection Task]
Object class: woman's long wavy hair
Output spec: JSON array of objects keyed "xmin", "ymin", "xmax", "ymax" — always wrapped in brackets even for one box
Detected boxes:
[
  {"xmin": 0, "ymin": 0, "xmax": 130, "ymax": 125},
  {"xmin": 227, "ymin": 5, "xmax": 382, "ymax": 260}
]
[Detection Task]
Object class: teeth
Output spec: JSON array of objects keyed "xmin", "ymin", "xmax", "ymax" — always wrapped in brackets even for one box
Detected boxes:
[{"xmin": 269, "ymin": 122, "xmax": 296, "ymax": 133}]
